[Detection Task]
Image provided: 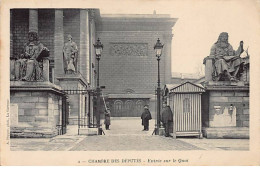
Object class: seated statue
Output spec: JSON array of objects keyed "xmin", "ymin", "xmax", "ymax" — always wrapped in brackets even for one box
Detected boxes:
[
  {"xmin": 14, "ymin": 31, "xmax": 49, "ymax": 81},
  {"xmin": 208, "ymin": 32, "xmax": 245, "ymax": 81},
  {"xmin": 63, "ymin": 34, "xmax": 78, "ymax": 74}
]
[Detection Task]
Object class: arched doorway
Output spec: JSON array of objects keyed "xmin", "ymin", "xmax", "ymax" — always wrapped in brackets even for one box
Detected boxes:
[
  {"xmin": 110, "ymin": 98, "xmax": 149, "ymax": 117},
  {"xmin": 114, "ymin": 100, "xmax": 123, "ymax": 117},
  {"xmin": 125, "ymin": 100, "xmax": 134, "ymax": 117}
]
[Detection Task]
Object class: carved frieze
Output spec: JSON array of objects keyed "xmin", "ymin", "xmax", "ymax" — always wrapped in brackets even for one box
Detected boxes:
[{"xmin": 110, "ymin": 43, "xmax": 148, "ymax": 56}]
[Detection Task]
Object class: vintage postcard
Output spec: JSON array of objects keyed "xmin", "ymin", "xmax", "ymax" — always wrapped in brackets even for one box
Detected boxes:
[{"xmin": 1, "ymin": 0, "xmax": 260, "ymax": 166}]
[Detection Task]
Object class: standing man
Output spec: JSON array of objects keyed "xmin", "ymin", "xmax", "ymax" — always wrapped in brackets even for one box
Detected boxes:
[
  {"xmin": 161, "ymin": 102, "xmax": 173, "ymax": 137},
  {"xmin": 141, "ymin": 105, "xmax": 152, "ymax": 131},
  {"xmin": 104, "ymin": 107, "xmax": 111, "ymax": 130}
]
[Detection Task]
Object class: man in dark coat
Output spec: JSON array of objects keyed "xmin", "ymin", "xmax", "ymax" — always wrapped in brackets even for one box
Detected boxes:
[
  {"xmin": 161, "ymin": 102, "xmax": 173, "ymax": 137},
  {"xmin": 141, "ymin": 105, "xmax": 152, "ymax": 131},
  {"xmin": 104, "ymin": 108, "xmax": 111, "ymax": 130}
]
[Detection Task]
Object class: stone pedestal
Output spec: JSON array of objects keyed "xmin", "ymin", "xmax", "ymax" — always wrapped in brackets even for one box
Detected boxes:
[
  {"xmin": 202, "ymin": 82, "xmax": 249, "ymax": 138},
  {"xmin": 203, "ymin": 56, "xmax": 214, "ymax": 82},
  {"xmin": 10, "ymin": 81, "xmax": 66, "ymax": 138},
  {"xmin": 57, "ymin": 74, "xmax": 88, "ymax": 125}
]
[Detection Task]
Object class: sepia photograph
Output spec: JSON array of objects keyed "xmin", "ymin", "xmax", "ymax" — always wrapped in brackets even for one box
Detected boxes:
[{"xmin": 1, "ymin": 0, "xmax": 260, "ymax": 166}]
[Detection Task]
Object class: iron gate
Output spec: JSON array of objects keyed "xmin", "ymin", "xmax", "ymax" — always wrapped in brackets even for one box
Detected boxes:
[{"xmin": 62, "ymin": 88, "xmax": 101, "ymax": 135}]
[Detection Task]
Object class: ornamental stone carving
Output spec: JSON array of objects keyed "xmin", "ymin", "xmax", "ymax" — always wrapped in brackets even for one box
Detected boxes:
[{"xmin": 110, "ymin": 43, "xmax": 148, "ymax": 56}]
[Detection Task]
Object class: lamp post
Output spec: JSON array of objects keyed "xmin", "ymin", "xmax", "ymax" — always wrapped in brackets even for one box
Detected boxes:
[
  {"xmin": 93, "ymin": 38, "xmax": 103, "ymax": 133},
  {"xmin": 154, "ymin": 38, "xmax": 164, "ymax": 135}
]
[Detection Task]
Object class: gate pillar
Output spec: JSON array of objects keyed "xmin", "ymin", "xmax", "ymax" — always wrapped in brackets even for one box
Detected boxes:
[{"xmin": 57, "ymin": 74, "xmax": 88, "ymax": 127}]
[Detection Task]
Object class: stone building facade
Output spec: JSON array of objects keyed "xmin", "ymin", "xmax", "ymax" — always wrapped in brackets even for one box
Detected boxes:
[
  {"xmin": 10, "ymin": 9, "xmax": 97, "ymax": 136},
  {"xmin": 96, "ymin": 14, "xmax": 177, "ymax": 117},
  {"xmin": 10, "ymin": 9, "xmax": 177, "ymax": 136},
  {"xmin": 11, "ymin": 9, "xmax": 95, "ymax": 84}
]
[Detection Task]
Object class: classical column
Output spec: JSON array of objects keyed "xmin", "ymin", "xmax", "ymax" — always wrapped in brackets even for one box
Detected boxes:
[
  {"xmin": 79, "ymin": 9, "xmax": 90, "ymax": 81},
  {"xmin": 86, "ymin": 10, "xmax": 90, "ymax": 83},
  {"xmin": 10, "ymin": 10, "xmax": 13, "ymax": 58},
  {"xmin": 54, "ymin": 9, "xmax": 64, "ymax": 84},
  {"xmin": 10, "ymin": 10, "xmax": 15, "ymax": 80},
  {"xmin": 29, "ymin": 9, "xmax": 38, "ymax": 33},
  {"xmin": 89, "ymin": 9, "xmax": 96, "ymax": 88},
  {"xmin": 163, "ymin": 33, "xmax": 173, "ymax": 84}
]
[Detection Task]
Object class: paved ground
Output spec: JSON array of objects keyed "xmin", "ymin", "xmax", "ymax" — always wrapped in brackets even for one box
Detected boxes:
[{"xmin": 10, "ymin": 118, "xmax": 249, "ymax": 151}]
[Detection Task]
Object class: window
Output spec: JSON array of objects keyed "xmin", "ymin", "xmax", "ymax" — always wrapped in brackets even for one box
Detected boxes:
[{"xmin": 183, "ymin": 98, "xmax": 190, "ymax": 113}]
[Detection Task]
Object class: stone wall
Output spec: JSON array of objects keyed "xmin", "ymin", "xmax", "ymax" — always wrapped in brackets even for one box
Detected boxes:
[
  {"xmin": 96, "ymin": 15, "xmax": 176, "ymax": 95},
  {"xmin": 97, "ymin": 31, "xmax": 167, "ymax": 94},
  {"xmin": 208, "ymin": 90, "xmax": 249, "ymax": 127},
  {"xmin": 10, "ymin": 90, "xmax": 63, "ymax": 138}
]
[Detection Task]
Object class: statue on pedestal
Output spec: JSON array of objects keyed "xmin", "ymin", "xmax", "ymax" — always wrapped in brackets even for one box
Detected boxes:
[
  {"xmin": 63, "ymin": 35, "xmax": 78, "ymax": 74},
  {"xmin": 205, "ymin": 32, "xmax": 248, "ymax": 81},
  {"xmin": 13, "ymin": 31, "xmax": 49, "ymax": 81}
]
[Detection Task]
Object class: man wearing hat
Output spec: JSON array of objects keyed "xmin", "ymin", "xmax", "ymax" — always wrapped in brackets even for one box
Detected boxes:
[
  {"xmin": 141, "ymin": 105, "xmax": 152, "ymax": 131},
  {"xmin": 104, "ymin": 107, "xmax": 111, "ymax": 130},
  {"xmin": 161, "ymin": 101, "xmax": 173, "ymax": 137}
]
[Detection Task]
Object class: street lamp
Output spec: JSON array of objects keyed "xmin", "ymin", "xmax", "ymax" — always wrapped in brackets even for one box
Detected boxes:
[
  {"xmin": 94, "ymin": 38, "xmax": 103, "ymax": 134},
  {"xmin": 154, "ymin": 38, "xmax": 163, "ymax": 135}
]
